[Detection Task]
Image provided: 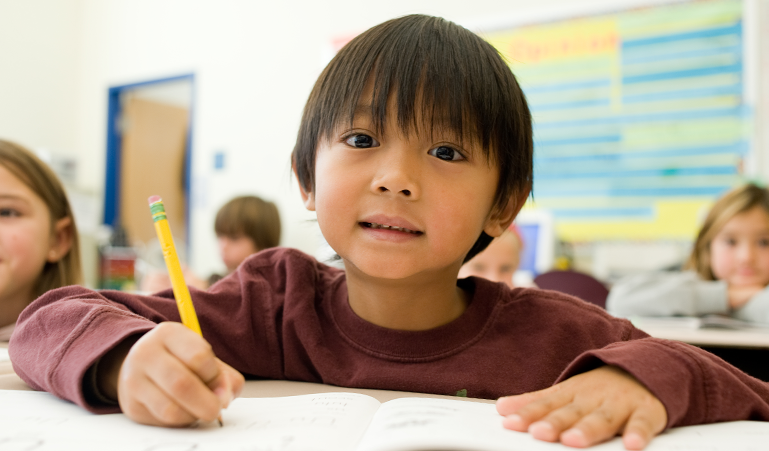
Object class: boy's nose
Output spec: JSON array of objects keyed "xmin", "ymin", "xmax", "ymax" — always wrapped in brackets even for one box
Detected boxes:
[
  {"xmin": 377, "ymin": 186, "xmax": 412, "ymax": 196},
  {"xmin": 371, "ymin": 154, "xmax": 420, "ymax": 199}
]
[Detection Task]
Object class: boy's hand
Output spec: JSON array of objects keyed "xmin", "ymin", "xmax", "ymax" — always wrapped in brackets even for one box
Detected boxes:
[
  {"xmin": 496, "ymin": 366, "xmax": 666, "ymax": 450},
  {"xmin": 103, "ymin": 322, "xmax": 244, "ymax": 426}
]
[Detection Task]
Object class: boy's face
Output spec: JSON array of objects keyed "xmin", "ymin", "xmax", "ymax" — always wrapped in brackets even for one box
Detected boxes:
[
  {"xmin": 217, "ymin": 234, "xmax": 259, "ymax": 272},
  {"xmin": 300, "ymin": 102, "xmax": 510, "ymax": 281}
]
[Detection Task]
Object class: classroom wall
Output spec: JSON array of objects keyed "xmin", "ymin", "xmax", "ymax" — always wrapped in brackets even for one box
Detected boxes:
[
  {"xmin": 0, "ymin": 0, "xmax": 81, "ymax": 159},
  {"xmin": 0, "ymin": 0, "xmax": 764, "ymax": 279}
]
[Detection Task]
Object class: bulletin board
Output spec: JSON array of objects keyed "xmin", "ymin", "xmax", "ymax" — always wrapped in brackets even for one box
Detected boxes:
[{"xmin": 482, "ymin": 0, "xmax": 753, "ymax": 241}]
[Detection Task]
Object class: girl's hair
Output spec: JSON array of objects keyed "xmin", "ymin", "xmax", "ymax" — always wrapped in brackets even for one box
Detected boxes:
[
  {"xmin": 685, "ymin": 183, "xmax": 769, "ymax": 280},
  {"xmin": 292, "ymin": 14, "xmax": 533, "ymax": 262},
  {"xmin": 0, "ymin": 139, "xmax": 83, "ymax": 298},
  {"xmin": 214, "ymin": 195, "xmax": 281, "ymax": 251}
]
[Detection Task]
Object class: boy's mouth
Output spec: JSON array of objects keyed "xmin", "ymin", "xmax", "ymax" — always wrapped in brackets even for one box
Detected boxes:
[{"xmin": 360, "ymin": 222, "xmax": 423, "ymax": 235}]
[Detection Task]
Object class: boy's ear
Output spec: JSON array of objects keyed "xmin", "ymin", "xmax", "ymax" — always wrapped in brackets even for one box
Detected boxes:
[
  {"xmin": 483, "ymin": 185, "xmax": 531, "ymax": 238},
  {"xmin": 292, "ymin": 165, "xmax": 316, "ymax": 211},
  {"xmin": 47, "ymin": 216, "xmax": 74, "ymax": 263}
]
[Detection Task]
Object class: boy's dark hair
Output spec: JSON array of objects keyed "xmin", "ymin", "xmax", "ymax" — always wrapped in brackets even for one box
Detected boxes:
[
  {"xmin": 214, "ymin": 196, "xmax": 281, "ymax": 251},
  {"xmin": 292, "ymin": 14, "xmax": 533, "ymax": 261}
]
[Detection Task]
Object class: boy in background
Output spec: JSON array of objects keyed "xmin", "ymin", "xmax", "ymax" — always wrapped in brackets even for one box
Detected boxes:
[{"xmin": 210, "ymin": 195, "xmax": 281, "ymax": 284}]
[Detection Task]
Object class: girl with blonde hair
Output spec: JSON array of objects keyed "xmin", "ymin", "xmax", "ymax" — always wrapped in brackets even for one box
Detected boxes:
[
  {"xmin": 608, "ymin": 183, "xmax": 769, "ymax": 323},
  {"xmin": 0, "ymin": 139, "xmax": 81, "ymax": 340}
]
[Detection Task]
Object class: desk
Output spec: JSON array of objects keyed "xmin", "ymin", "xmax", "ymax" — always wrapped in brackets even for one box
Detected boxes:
[
  {"xmin": 633, "ymin": 318, "xmax": 769, "ymax": 381},
  {"xmin": 638, "ymin": 325, "xmax": 769, "ymax": 349}
]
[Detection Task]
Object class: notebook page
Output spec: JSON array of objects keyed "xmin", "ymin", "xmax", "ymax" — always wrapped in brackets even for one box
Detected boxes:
[
  {"xmin": 355, "ymin": 397, "xmax": 769, "ymax": 451},
  {"xmin": 0, "ymin": 390, "xmax": 380, "ymax": 451}
]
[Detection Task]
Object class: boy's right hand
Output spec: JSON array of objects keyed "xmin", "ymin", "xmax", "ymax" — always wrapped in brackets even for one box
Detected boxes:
[{"xmin": 99, "ymin": 322, "xmax": 244, "ymax": 426}]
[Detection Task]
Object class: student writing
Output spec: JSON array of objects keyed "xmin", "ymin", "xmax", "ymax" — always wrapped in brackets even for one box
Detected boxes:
[
  {"xmin": 608, "ymin": 183, "xmax": 769, "ymax": 324},
  {"xmin": 9, "ymin": 15, "xmax": 769, "ymax": 450},
  {"xmin": 0, "ymin": 139, "xmax": 81, "ymax": 341}
]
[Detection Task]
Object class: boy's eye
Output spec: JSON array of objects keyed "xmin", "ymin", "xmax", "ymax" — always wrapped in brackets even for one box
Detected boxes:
[
  {"xmin": 0, "ymin": 208, "xmax": 21, "ymax": 217},
  {"xmin": 759, "ymin": 238, "xmax": 769, "ymax": 247},
  {"xmin": 345, "ymin": 134, "xmax": 378, "ymax": 148},
  {"xmin": 428, "ymin": 145, "xmax": 465, "ymax": 161}
]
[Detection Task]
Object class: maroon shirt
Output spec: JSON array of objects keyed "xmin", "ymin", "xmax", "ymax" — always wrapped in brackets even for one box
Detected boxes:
[{"xmin": 10, "ymin": 247, "xmax": 769, "ymax": 428}]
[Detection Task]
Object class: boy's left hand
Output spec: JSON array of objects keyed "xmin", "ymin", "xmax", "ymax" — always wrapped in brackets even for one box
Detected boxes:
[{"xmin": 496, "ymin": 366, "xmax": 667, "ymax": 450}]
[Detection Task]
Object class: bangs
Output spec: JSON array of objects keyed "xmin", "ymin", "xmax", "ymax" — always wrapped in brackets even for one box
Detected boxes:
[
  {"xmin": 214, "ymin": 206, "xmax": 247, "ymax": 237},
  {"xmin": 320, "ymin": 16, "xmax": 506, "ymax": 160},
  {"xmin": 295, "ymin": 15, "xmax": 532, "ymax": 213}
]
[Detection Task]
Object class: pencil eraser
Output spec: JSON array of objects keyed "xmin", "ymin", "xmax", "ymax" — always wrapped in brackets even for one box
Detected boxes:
[{"xmin": 148, "ymin": 195, "xmax": 162, "ymax": 205}]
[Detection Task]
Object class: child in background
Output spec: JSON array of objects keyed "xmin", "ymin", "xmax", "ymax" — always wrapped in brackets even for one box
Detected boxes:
[
  {"xmin": 213, "ymin": 195, "xmax": 281, "ymax": 274},
  {"xmin": 10, "ymin": 16, "xmax": 769, "ymax": 451},
  {"xmin": 608, "ymin": 183, "xmax": 769, "ymax": 324},
  {"xmin": 140, "ymin": 195, "xmax": 281, "ymax": 290},
  {"xmin": 0, "ymin": 139, "xmax": 81, "ymax": 341},
  {"xmin": 458, "ymin": 225, "xmax": 523, "ymax": 288}
]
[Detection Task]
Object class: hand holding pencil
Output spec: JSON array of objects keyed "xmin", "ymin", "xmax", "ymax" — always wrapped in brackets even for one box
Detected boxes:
[{"xmin": 94, "ymin": 197, "xmax": 244, "ymax": 428}]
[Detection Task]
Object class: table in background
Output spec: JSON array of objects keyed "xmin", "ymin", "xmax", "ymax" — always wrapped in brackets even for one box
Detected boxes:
[{"xmin": 634, "ymin": 318, "xmax": 769, "ymax": 381}]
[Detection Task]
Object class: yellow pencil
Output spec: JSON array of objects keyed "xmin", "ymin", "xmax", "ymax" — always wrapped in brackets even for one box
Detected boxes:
[
  {"xmin": 148, "ymin": 195, "xmax": 222, "ymax": 426},
  {"xmin": 148, "ymin": 195, "xmax": 202, "ymax": 335}
]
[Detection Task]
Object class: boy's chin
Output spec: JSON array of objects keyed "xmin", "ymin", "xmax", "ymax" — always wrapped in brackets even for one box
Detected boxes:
[{"xmin": 343, "ymin": 257, "xmax": 446, "ymax": 282}]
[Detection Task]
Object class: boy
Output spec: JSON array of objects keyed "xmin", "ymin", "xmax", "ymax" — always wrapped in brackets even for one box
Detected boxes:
[
  {"xmin": 10, "ymin": 14, "xmax": 769, "ymax": 451},
  {"xmin": 214, "ymin": 195, "xmax": 281, "ymax": 273}
]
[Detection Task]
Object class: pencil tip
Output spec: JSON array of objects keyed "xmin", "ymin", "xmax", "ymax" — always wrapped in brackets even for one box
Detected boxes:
[{"xmin": 218, "ymin": 417, "xmax": 223, "ymax": 427}]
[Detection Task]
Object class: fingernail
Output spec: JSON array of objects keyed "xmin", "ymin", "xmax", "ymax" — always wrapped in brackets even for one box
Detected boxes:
[
  {"xmin": 624, "ymin": 432, "xmax": 646, "ymax": 450},
  {"xmin": 505, "ymin": 414, "xmax": 522, "ymax": 426},
  {"xmin": 214, "ymin": 387, "xmax": 232, "ymax": 407},
  {"xmin": 561, "ymin": 428, "xmax": 587, "ymax": 447},
  {"xmin": 529, "ymin": 421, "xmax": 556, "ymax": 440}
]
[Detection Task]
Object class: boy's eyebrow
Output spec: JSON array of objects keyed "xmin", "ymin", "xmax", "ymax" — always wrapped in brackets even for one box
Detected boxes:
[
  {"xmin": 353, "ymin": 104, "xmax": 374, "ymax": 119},
  {"xmin": 0, "ymin": 194, "xmax": 27, "ymax": 201}
]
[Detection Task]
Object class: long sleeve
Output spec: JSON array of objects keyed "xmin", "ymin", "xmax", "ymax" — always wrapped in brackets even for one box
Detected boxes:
[
  {"xmin": 559, "ymin": 336, "xmax": 769, "ymax": 428},
  {"xmin": 733, "ymin": 287, "xmax": 769, "ymax": 324},
  {"xmin": 8, "ymin": 248, "xmax": 325, "ymax": 413},
  {"xmin": 607, "ymin": 271, "xmax": 728, "ymax": 318},
  {"xmin": 8, "ymin": 287, "xmax": 169, "ymax": 412}
]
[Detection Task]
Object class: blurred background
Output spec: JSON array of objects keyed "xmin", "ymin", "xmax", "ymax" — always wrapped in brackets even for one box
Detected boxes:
[{"xmin": 0, "ymin": 0, "xmax": 767, "ymax": 289}]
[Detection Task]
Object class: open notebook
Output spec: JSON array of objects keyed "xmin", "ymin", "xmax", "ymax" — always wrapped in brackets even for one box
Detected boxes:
[{"xmin": 1, "ymin": 390, "xmax": 767, "ymax": 451}]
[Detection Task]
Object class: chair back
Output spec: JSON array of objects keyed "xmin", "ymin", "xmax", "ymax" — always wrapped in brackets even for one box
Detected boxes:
[{"xmin": 533, "ymin": 270, "xmax": 609, "ymax": 309}]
